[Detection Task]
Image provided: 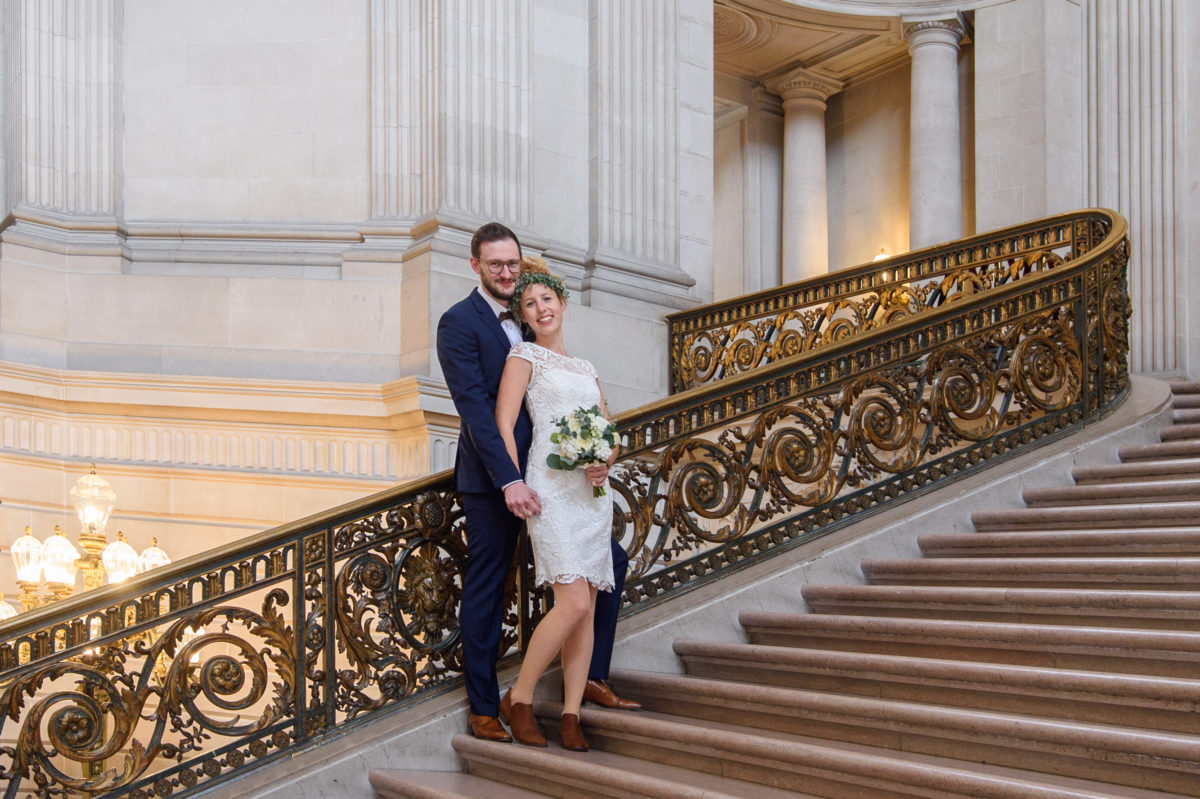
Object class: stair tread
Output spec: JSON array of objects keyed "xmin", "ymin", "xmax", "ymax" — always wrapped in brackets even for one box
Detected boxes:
[
  {"xmin": 1119, "ymin": 440, "xmax": 1200, "ymax": 460},
  {"xmin": 1159, "ymin": 423, "xmax": 1200, "ymax": 439},
  {"xmin": 672, "ymin": 638, "xmax": 1200, "ymax": 711},
  {"xmin": 368, "ymin": 768, "xmax": 555, "ymax": 799},
  {"xmin": 863, "ymin": 556, "xmax": 1200, "ymax": 575},
  {"xmin": 860, "ymin": 556, "xmax": 1200, "ymax": 588},
  {"xmin": 453, "ymin": 732, "xmax": 813, "ymax": 799},
  {"xmin": 803, "ymin": 583, "xmax": 1200, "ymax": 607},
  {"xmin": 919, "ymin": 528, "xmax": 1200, "ymax": 555},
  {"xmin": 739, "ymin": 611, "xmax": 1200, "ymax": 653},
  {"xmin": 565, "ymin": 706, "xmax": 1188, "ymax": 799},
  {"xmin": 607, "ymin": 669, "xmax": 1200, "ymax": 755},
  {"xmin": 1024, "ymin": 479, "xmax": 1200, "ymax": 503},
  {"xmin": 1074, "ymin": 458, "xmax": 1200, "ymax": 482}
]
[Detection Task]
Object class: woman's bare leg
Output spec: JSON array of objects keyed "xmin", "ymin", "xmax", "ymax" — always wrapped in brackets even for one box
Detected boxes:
[
  {"xmin": 560, "ymin": 586, "xmax": 598, "ymax": 715},
  {"xmin": 507, "ymin": 579, "xmax": 593, "ymax": 705}
]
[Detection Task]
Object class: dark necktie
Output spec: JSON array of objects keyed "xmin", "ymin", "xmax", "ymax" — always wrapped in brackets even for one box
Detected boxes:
[{"xmin": 499, "ymin": 311, "xmax": 515, "ymax": 324}]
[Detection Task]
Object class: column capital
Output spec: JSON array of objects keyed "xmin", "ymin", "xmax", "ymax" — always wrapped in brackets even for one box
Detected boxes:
[
  {"xmin": 903, "ymin": 13, "xmax": 966, "ymax": 50},
  {"xmin": 765, "ymin": 66, "xmax": 843, "ymax": 105}
]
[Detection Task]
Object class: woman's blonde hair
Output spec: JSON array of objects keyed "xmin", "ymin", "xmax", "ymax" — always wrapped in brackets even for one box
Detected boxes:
[{"xmin": 509, "ymin": 256, "xmax": 568, "ymax": 314}]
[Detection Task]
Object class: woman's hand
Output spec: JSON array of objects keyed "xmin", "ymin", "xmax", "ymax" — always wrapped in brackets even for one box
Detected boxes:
[{"xmin": 585, "ymin": 464, "xmax": 608, "ymax": 488}]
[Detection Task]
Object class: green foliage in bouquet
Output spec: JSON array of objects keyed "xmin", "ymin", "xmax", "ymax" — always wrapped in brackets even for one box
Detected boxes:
[{"xmin": 546, "ymin": 404, "xmax": 618, "ymax": 496}]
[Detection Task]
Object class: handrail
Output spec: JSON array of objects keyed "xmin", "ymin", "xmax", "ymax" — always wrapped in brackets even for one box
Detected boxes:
[
  {"xmin": 666, "ymin": 209, "xmax": 1114, "ymax": 393},
  {"xmin": 0, "ymin": 209, "xmax": 1130, "ymax": 799}
]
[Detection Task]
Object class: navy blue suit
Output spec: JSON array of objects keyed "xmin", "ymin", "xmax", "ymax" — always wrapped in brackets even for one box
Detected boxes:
[{"xmin": 437, "ymin": 289, "xmax": 628, "ymax": 716}]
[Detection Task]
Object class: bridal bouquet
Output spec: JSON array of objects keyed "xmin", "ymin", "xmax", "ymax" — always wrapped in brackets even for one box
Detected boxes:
[{"xmin": 546, "ymin": 404, "xmax": 617, "ymax": 496}]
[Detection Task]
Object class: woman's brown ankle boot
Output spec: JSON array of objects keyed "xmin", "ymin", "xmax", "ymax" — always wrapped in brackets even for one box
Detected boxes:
[
  {"xmin": 499, "ymin": 689, "xmax": 547, "ymax": 747},
  {"xmin": 559, "ymin": 713, "xmax": 588, "ymax": 752}
]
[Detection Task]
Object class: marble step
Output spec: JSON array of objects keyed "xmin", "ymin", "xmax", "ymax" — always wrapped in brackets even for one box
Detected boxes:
[
  {"xmin": 860, "ymin": 556, "xmax": 1200, "ymax": 590},
  {"xmin": 971, "ymin": 502, "xmax": 1200, "ymax": 530},
  {"xmin": 449, "ymin": 732, "xmax": 814, "ymax": 799},
  {"xmin": 673, "ymin": 638, "xmax": 1200, "ymax": 734},
  {"xmin": 1168, "ymin": 381, "xmax": 1200, "ymax": 395},
  {"xmin": 801, "ymin": 584, "xmax": 1200, "ymax": 630},
  {"xmin": 738, "ymin": 611, "xmax": 1200, "ymax": 677},
  {"xmin": 605, "ymin": 670, "xmax": 1200, "ymax": 797},
  {"xmin": 1159, "ymin": 423, "xmax": 1200, "ymax": 440},
  {"xmin": 1072, "ymin": 458, "xmax": 1200, "ymax": 484},
  {"xmin": 1173, "ymin": 394, "xmax": 1200, "ymax": 409},
  {"xmin": 918, "ymin": 528, "xmax": 1200, "ymax": 557},
  {"xmin": 368, "ymin": 769, "xmax": 555, "ymax": 799},
  {"xmin": 458, "ymin": 709, "xmax": 1183, "ymax": 799},
  {"xmin": 1022, "ymin": 478, "xmax": 1200, "ymax": 506},
  {"xmin": 1118, "ymin": 439, "xmax": 1200, "ymax": 460},
  {"xmin": 1173, "ymin": 408, "xmax": 1200, "ymax": 424}
]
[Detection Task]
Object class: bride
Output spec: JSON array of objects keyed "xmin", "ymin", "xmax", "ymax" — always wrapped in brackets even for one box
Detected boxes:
[{"xmin": 494, "ymin": 257, "xmax": 617, "ymax": 752}]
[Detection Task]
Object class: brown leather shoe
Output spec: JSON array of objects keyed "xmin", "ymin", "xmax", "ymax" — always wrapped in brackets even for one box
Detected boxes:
[
  {"xmin": 559, "ymin": 713, "xmax": 589, "ymax": 751},
  {"xmin": 499, "ymin": 689, "xmax": 547, "ymax": 747},
  {"xmin": 583, "ymin": 679, "xmax": 641, "ymax": 710},
  {"xmin": 467, "ymin": 713, "xmax": 512, "ymax": 742}
]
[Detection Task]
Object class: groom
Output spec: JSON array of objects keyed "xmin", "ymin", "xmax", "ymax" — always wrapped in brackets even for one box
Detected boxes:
[{"xmin": 436, "ymin": 221, "xmax": 639, "ymax": 742}]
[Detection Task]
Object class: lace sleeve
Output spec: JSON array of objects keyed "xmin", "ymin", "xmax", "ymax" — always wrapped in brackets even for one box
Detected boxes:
[{"xmin": 507, "ymin": 341, "xmax": 535, "ymax": 363}]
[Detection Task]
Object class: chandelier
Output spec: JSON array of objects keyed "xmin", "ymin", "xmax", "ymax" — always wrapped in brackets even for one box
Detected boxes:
[{"xmin": 5, "ymin": 465, "xmax": 172, "ymax": 614}]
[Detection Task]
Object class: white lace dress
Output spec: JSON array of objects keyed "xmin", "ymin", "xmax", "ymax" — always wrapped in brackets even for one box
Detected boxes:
[{"xmin": 508, "ymin": 342, "xmax": 615, "ymax": 591}]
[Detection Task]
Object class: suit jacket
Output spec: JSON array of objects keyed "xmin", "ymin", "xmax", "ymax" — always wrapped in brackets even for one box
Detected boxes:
[{"xmin": 437, "ymin": 289, "xmax": 534, "ymax": 493}]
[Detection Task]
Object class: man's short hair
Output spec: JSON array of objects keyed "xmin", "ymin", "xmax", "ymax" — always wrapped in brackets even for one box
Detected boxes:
[{"xmin": 470, "ymin": 222, "xmax": 522, "ymax": 259}]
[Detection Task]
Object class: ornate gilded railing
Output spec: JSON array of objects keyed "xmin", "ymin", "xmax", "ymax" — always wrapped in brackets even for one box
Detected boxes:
[
  {"xmin": 0, "ymin": 209, "xmax": 1130, "ymax": 798},
  {"xmin": 667, "ymin": 210, "xmax": 1115, "ymax": 392}
]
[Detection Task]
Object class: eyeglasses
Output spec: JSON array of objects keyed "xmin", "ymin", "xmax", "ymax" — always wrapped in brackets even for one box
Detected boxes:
[{"xmin": 481, "ymin": 259, "xmax": 521, "ymax": 274}]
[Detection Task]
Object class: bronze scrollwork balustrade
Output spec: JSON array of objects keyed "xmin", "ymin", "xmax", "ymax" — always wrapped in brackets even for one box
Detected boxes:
[
  {"xmin": 667, "ymin": 211, "xmax": 1113, "ymax": 393},
  {"xmin": 0, "ymin": 209, "xmax": 1130, "ymax": 798}
]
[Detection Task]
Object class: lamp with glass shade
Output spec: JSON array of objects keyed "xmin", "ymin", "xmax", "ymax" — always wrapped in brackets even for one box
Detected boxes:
[
  {"xmin": 41, "ymin": 525, "xmax": 80, "ymax": 602},
  {"xmin": 138, "ymin": 539, "xmax": 171, "ymax": 573},
  {"xmin": 71, "ymin": 464, "xmax": 118, "ymax": 590},
  {"xmin": 11, "ymin": 526, "xmax": 45, "ymax": 611},
  {"xmin": 101, "ymin": 532, "xmax": 140, "ymax": 584}
]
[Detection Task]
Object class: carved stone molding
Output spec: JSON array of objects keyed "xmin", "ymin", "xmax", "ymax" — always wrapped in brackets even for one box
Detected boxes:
[
  {"xmin": 0, "ymin": 362, "xmax": 459, "ymax": 481},
  {"xmin": 714, "ymin": 5, "xmax": 778, "ymax": 56},
  {"xmin": 766, "ymin": 66, "xmax": 845, "ymax": 105},
  {"xmin": 903, "ymin": 14, "xmax": 967, "ymax": 50}
]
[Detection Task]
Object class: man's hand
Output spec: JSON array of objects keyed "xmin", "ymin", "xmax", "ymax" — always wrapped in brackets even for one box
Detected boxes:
[
  {"xmin": 504, "ymin": 481, "xmax": 542, "ymax": 519},
  {"xmin": 585, "ymin": 464, "xmax": 609, "ymax": 488}
]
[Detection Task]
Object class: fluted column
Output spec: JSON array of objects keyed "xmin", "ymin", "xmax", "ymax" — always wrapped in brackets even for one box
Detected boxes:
[
  {"xmin": 7, "ymin": 0, "xmax": 120, "ymax": 218},
  {"xmin": 368, "ymin": 0, "xmax": 532, "ymax": 227},
  {"xmin": 588, "ymin": 0, "xmax": 693, "ymax": 292},
  {"xmin": 1085, "ymin": 0, "xmax": 1184, "ymax": 374},
  {"xmin": 905, "ymin": 15, "xmax": 966, "ymax": 249},
  {"xmin": 767, "ymin": 68, "xmax": 842, "ymax": 282}
]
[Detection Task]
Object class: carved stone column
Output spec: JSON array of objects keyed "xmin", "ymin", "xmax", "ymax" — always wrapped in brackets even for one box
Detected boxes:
[
  {"xmin": 1085, "ymin": 0, "xmax": 1188, "ymax": 375},
  {"xmin": 905, "ymin": 15, "xmax": 966, "ymax": 249},
  {"xmin": 365, "ymin": 0, "xmax": 533, "ymax": 231},
  {"xmin": 767, "ymin": 67, "xmax": 842, "ymax": 282},
  {"xmin": 587, "ymin": 0, "xmax": 695, "ymax": 305},
  {"xmin": 5, "ymin": 0, "xmax": 121, "ymax": 231}
]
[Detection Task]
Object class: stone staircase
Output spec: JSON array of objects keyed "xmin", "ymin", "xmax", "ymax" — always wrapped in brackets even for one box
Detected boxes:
[{"xmin": 369, "ymin": 382, "xmax": 1200, "ymax": 798}]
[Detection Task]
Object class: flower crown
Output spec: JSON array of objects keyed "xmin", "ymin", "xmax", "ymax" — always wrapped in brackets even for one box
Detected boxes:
[{"xmin": 509, "ymin": 270, "xmax": 568, "ymax": 316}]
